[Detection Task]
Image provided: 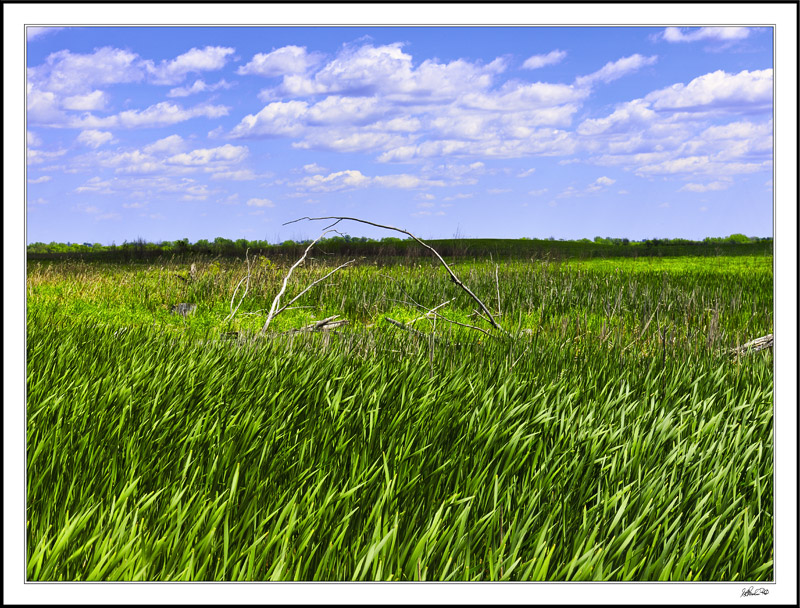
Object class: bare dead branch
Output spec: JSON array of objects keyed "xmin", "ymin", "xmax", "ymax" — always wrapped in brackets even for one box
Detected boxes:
[
  {"xmin": 428, "ymin": 311, "xmax": 495, "ymax": 337},
  {"xmin": 260, "ymin": 229, "xmax": 339, "ymax": 335},
  {"xmin": 285, "ymin": 315, "xmax": 349, "ymax": 334},
  {"xmin": 273, "ymin": 259, "xmax": 355, "ymax": 317},
  {"xmin": 385, "ymin": 316, "xmax": 428, "ymax": 337},
  {"xmin": 224, "ymin": 248, "xmax": 250, "ymax": 323},
  {"xmin": 409, "ymin": 298, "xmax": 455, "ymax": 325},
  {"xmin": 730, "ymin": 333, "xmax": 773, "ymax": 356},
  {"xmin": 495, "ymin": 264, "xmax": 501, "ymax": 316},
  {"xmin": 285, "ymin": 216, "xmax": 506, "ymax": 334}
]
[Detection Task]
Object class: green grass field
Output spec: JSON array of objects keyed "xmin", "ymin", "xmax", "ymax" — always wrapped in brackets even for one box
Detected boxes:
[{"xmin": 26, "ymin": 249, "xmax": 773, "ymax": 581}]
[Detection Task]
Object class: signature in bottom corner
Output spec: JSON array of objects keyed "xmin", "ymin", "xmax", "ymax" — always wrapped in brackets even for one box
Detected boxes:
[{"xmin": 741, "ymin": 586, "xmax": 769, "ymax": 597}]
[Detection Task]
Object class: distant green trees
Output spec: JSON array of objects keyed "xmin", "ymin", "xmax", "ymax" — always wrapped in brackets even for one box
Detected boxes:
[{"xmin": 26, "ymin": 233, "xmax": 773, "ymax": 258}]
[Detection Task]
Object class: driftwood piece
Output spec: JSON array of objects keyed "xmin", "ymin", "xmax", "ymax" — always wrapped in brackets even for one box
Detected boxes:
[
  {"xmin": 284, "ymin": 315, "xmax": 349, "ymax": 334},
  {"xmin": 730, "ymin": 334, "xmax": 774, "ymax": 356}
]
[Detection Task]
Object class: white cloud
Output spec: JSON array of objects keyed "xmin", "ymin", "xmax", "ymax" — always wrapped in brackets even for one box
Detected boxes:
[
  {"xmin": 293, "ymin": 168, "xmax": 447, "ymax": 193},
  {"xmin": 70, "ymin": 101, "xmax": 230, "ymax": 129},
  {"xmin": 62, "ymin": 90, "xmax": 109, "ymax": 111},
  {"xmin": 522, "ymin": 50, "xmax": 567, "ymax": 70},
  {"xmin": 26, "ymin": 27, "xmax": 64, "ymax": 41},
  {"xmin": 528, "ymin": 188, "xmax": 548, "ymax": 196},
  {"xmin": 143, "ymin": 134, "xmax": 186, "ymax": 155},
  {"xmin": 577, "ymin": 100, "xmax": 656, "ymax": 136},
  {"xmin": 593, "ymin": 176, "xmax": 615, "ymax": 186},
  {"xmin": 661, "ymin": 27, "xmax": 752, "ymax": 43},
  {"xmin": 167, "ymin": 144, "xmax": 249, "ymax": 166},
  {"xmin": 26, "ymin": 148, "xmax": 67, "ymax": 165},
  {"xmin": 679, "ymin": 181, "xmax": 731, "ymax": 192},
  {"xmin": 27, "ymin": 175, "xmax": 52, "ymax": 184},
  {"xmin": 76, "ymin": 129, "xmax": 115, "ymax": 149},
  {"xmin": 575, "ymin": 54, "xmax": 657, "ymax": 88},
  {"xmin": 517, "ymin": 168, "xmax": 536, "ymax": 177},
  {"xmin": 303, "ymin": 163, "xmax": 328, "ymax": 174},
  {"xmin": 270, "ymin": 42, "xmax": 506, "ymax": 102},
  {"xmin": 635, "ymin": 156, "xmax": 770, "ymax": 176},
  {"xmin": 487, "ymin": 188, "xmax": 511, "ymax": 194},
  {"xmin": 373, "ymin": 174, "xmax": 440, "ymax": 189},
  {"xmin": 26, "ymin": 131, "xmax": 41, "ymax": 146},
  {"xmin": 229, "ymin": 100, "xmax": 309, "ymax": 137},
  {"xmin": 227, "ymin": 42, "xmax": 586, "ymax": 162},
  {"xmin": 75, "ymin": 176, "xmax": 114, "ymax": 194},
  {"xmin": 246, "ymin": 198, "xmax": 274, "ymax": 207},
  {"xmin": 644, "ymin": 69, "xmax": 772, "ymax": 112},
  {"xmin": 145, "ymin": 46, "xmax": 235, "ymax": 85},
  {"xmin": 167, "ymin": 78, "xmax": 233, "ymax": 98},
  {"xmin": 28, "ymin": 47, "xmax": 145, "ymax": 94},
  {"xmin": 237, "ymin": 46, "xmax": 324, "ymax": 77},
  {"xmin": 296, "ymin": 169, "xmax": 370, "ymax": 192},
  {"xmin": 210, "ymin": 169, "xmax": 263, "ymax": 181}
]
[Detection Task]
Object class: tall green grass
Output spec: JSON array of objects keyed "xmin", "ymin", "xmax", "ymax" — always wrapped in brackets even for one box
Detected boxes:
[{"xmin": 26, "ymin": 253, "xmax": 773, "ymax": 580}]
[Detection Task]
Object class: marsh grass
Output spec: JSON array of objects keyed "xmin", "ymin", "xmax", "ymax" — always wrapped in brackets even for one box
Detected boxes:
[{"xmin": 26, "ymin": 254, "xmax": 773, "ymax": 580}]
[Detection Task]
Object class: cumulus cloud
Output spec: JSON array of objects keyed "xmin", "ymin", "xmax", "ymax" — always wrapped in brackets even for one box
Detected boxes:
[
  {"xmin": 577, "ymin": 69, "xmax": 773, "ymax": 180},
  {"xmin": 267, "ymin": 42, "xmax": 506, "ymax": 101},
  {"xmin": 644, "ymin": 69, "xmax": 772, "ymax": 112},
  {"xmin": 76, "ymin": 129, "xmax": 115, "ymax": 148},
  {"xmin": 27, "ymin": 175, "xmax": 52, "ymax": 184},
  {"xmin": 28, "ymin": 47, "xmax": 145, "ymax": 94},
  {"xmin": 26, "ymin": 27, "xmax": 64, "ymax": 41},
  {"xmin": 635, "ymin": 156, "xmax": 770, "ymax": 176},
  {"xmin": 661, "ymin": 27, "xmax": 752, "ymax": 43},
  {"xmin": 62, "ymin": 90, "xmax": 109, "ymax": 111},
  {"xmin": 143, "ymin": 134, "xmax": 186, "ymax": 155},
  {"xmin": 679, "ymin": 181, "xmax": 731, "ymax": 192},
  {"xmin": 75, "ymin": 176, "xmax": 114, "ymax": 194},
  {"xmin": 26, "ymin": 131, "xmax": 42, "ymax": 146},
  {"xmin": 227, "ymin": 42, "xmax": 585, "ymax": 161},
  {"xmin": 167, "ymin": 78, "xmax": 234, "ymax": 98},
  {"xmin": 303, "ymin": 163, "xmax": 328, "ymax": 174},
  {"xmin": 145, "ymin": 46, "xmax": 235, "ymax": 85},
  {"xmin": 246, "ymin": 198, "xmax": 274, "ymax": 207},
  {"xmin": 237, "ymin": 46, "xmax": 324, "ymax": 77},
  {"xmin": 295, "ymin": 169, "xmax": 370, "ymax": 192},
  {"xmin": 575, "ymin": 54, "xmax": 657, "ymax": 88},
  {"xmin": 167, "ymin": 144, "xmax": 249, "ymax": 166},
  {"xmin": 209, "ymin": 169, "xmax": 270, "ymax": 181},
  {"xmin": 70, "ymin": 101, "xmax": 230, "ymax": 129},
  {"xmin": 229, "ymin": 100, "xmax": 309, "ymax": 137},
  {"xmin": 26, "ymin": 148, "xmax": 67, "ymax": 165},
  {"xmin": 293, "ymin": 168, "xmax": 446, "ymax": 193},
  {"xmin": 517, "ymin": 168, "xmax": 536, "ymax": 177},
  {"xmin": 522, "ymin": 50, "xmax": 567, "ymax": 70}
]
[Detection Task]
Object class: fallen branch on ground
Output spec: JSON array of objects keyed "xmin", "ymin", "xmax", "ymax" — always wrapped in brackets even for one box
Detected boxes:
[
  {"xmin": 284, "ymin": 315, "xmax": 349, "ymax": 334},
  {"xmin": 730, "ymin": 333, "xmax": 773, "ymax": 356}
]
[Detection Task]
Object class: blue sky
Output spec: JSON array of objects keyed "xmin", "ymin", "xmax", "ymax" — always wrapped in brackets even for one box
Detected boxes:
[{"xmin": 26, "ymin": 26, "xmax": 774, "ymax": 244}]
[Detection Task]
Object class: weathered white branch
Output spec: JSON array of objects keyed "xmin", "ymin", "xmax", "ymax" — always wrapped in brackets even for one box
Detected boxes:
[
  {"xmin": 285, "ymin": 216, "xmax": 507, "ymax": 334},
  {"xmin": 273, "ymin": 259, "xmax": 355, "ymax": 317},
  {"xmin": 224, "ymin": 248, "xmax": 250, "ymax": 323},
  {"xmin": 260, "ymin": 230, "xmax": 339, "ymax": 335}
]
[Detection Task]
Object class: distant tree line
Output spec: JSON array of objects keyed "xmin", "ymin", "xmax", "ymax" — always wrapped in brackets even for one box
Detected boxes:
[{"xmin": 26, "ymin": 233, "xmax": 773, "ymax": 261}]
